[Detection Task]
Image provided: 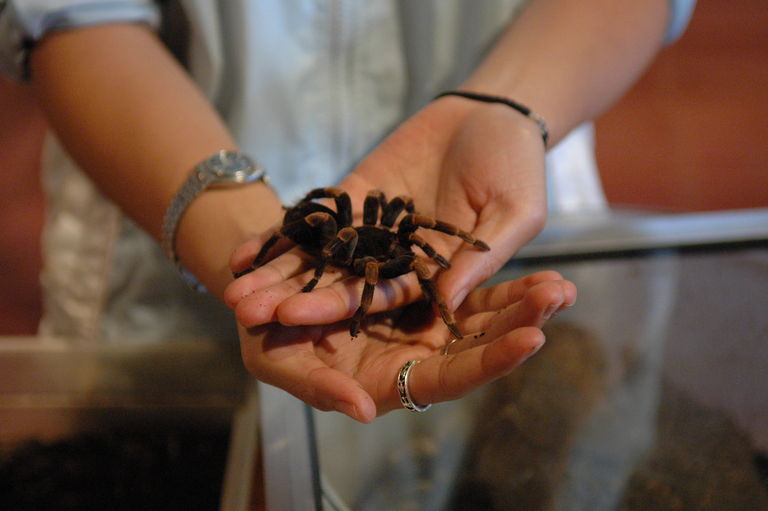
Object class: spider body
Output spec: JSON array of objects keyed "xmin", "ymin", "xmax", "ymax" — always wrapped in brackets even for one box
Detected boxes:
[{"xmin": 241, "ymin": 187, "xmax": 490, "ymax": 338}]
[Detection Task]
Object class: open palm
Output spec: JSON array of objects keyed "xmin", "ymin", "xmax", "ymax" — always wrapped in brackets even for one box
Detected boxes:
[
  {"xmin": 237, "ymin": 271, "xmax": 575, "ymax": 422},
  {"xmin": 226, "ymin": 96, "xmax": 548, "ymax": 331}
]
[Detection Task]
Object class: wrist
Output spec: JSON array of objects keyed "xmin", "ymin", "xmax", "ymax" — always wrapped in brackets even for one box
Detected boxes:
[
  {"xmin": 430, "ymin": 92, "xmax": 546, "ymax": 155},
  {"xmin": 434, "ymin": 91, "xmax": 549, "ymax": 148},
  {"xmin": 161, "ymin": 151, "xmax": 273, "ymax": 293},
  {"xmin": 175, "ymin": 181, "xmax": 282, "ymax": 299}
]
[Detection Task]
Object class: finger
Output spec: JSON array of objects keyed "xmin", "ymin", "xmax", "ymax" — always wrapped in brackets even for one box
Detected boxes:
[
  {"xmin": 439, "ymin": 204, "xmax": 546, "ymax": 312},
  {"xmin": 239, "ymin": 325, "xmax": 377, "ymax": 423},
  {"xmin": 456, "ymin": 271, "xmax": 569, "ymax": 317},
  {"xmin": 234, "ymin": 281, "xmax": 305, "ymax": 327},
  {"xmin": 291, "ymin": 365, "xmax": 377, "ymax": 423},
  {"xmin": 459, "ymin": 278, "xmax": 577, "ymax": 333},
  {"xmin": 229, "ymin": 224, "xmax": 288, "ymax": 274},
  {"xmin": 406, "ymin": 326, "xmax": 545, "ymax": 407},
  {"xmin": 275, "ymin": 271, "xmax": 423, "ymax": 326},
  {"xmin": 444, "ymin": 279, "xmax": 575, "ymax": 357},
  {"xmin": 224, "ymin": 247, "xmax": 312, "ymax": 309},
  {"xmin": 235, "ymin": 267, "xmax": 346, "ymax": 327}
]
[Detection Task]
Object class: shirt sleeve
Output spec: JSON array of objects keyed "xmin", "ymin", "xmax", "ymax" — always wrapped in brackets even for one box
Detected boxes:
[
  {"xmin": 0, "ymin": 0, "xmax": 160, "ymax": 80},
  {"xmin": 665, "ymin": 0, "xmax": 697, "ymax": 44}
]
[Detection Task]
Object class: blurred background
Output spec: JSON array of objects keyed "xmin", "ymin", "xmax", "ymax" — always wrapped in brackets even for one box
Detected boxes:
[
  {"xmin": 595, "ymin": 0, "xmax": 768, "ymax": 211},
  {"xmin": 1, "ymin": 0, "xmax": 766, "ymax": 336}
]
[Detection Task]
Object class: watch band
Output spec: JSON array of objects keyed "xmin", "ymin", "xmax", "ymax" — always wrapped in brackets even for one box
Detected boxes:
[
  {"xmin": 161, "ymin": 170, "xmax": 211, "ymax": 291},
  {"xmin": 161, "ymin": 151, "xmax": 266, "ymax": 292}
]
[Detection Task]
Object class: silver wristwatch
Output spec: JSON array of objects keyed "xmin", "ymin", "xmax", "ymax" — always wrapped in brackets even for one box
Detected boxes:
[{"xmin": 161, "ymin": 150, "xmax": 268, "ymax": 291}]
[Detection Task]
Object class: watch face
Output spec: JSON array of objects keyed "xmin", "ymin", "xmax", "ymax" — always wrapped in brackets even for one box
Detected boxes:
[{"xmin": 202, "ymin": 151, "xmax": 262, "ymax": 184}]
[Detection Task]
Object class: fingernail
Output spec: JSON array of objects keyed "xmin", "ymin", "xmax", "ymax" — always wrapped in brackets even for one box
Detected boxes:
[
  {"xmin": 335, "ymin": 400, "xmax": 359, "ymax": 421},
  {"xmin": 523, "ymin": 340, "xmax": 545, "ymax": 361}
]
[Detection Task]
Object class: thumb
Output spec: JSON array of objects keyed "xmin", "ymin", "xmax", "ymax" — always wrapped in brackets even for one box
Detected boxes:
[{"xmin": 439, "ymin": 203, "xmax": 546, "ymax": 311}]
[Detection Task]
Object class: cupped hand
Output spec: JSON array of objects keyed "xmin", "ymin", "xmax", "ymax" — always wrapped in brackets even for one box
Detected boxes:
[
  {"xmin": 226, "ymin": 96, "xmax": 548, "ymax": 329},
  {"xmin": 236, "ymin": 271, "xmax": 575, "ymax": 422}
]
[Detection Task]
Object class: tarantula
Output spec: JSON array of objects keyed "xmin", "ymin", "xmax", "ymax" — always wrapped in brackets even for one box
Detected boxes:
[{"xmin": 236, "ymin": 187, "xmax": 490, "ymax": 338}]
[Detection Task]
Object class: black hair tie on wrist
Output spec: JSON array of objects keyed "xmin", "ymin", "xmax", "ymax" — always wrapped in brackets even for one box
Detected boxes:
[{"xmin": 434, "ymin": 90, "xmax": 549, "ymax": 148}]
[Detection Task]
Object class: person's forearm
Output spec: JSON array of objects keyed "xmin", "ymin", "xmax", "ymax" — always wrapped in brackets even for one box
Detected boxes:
[
  {"xmin": 29, "ymin": 23, "xmax": 281, "ymax": 298},
  {"xmin": 462, "ymin": 0, "xmax": 669, "ymax": 146}
]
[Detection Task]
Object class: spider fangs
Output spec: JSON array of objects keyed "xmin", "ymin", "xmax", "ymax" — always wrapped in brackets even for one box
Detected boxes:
[{"xmin": 235, "ymin": 187, "xmax": 490, "ymax": 338}]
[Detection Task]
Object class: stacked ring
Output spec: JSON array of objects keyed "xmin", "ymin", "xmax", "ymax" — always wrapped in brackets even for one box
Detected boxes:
[
  {"xmin": 442, "ymin": 338, "xmax": 461, "ymax": 356},
  {"xmin": 397, "ymin": 360, "xmax": 431, "ymax": 412}
]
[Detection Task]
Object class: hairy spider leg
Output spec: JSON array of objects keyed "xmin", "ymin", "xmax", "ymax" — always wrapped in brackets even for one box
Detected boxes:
[
  {"xmin": 347, "ymin": 252, "xmax": 464, "ymax": 338},
  {"xmin": 411, "ymin": 258, "xmax": 463, "ymax": 339},
  {"xmin": 407, "ymin": 233, "xmax": 450, "ymax": 269},
  {"xmin": 363, "ymin": 190, "xmax": 387, "ymax": 225},
  {"xmin": 240, "ymin": 197, "xmax": 342, "ymax": 277},
  {"xmin": 234, "ymin": 231, "xmax": 287, "ymax": 278},
  {"xmin": 253, "ymin": 209, "xmax": 338, "ymax": 268},
  {"xmin": 302, "ymin": 226, "xmax": 358, "ymax": 293},
  {"xmin": 380, "ymin": 195, "xmax": 415, "ymax": 227},
  {"xmin": 349, "ymin": 256, "xmax": 380, "ymax": 337},
  {"xmin": 398, "ymin": 214, "xmax": 490, "ymax": 251},
  {"xmin": 302, "ymin": 187, "xmax": 353, "ymax": 228},
  {"xmin": 347, "ymin": 253, "xmax": 416, "ymax": 337}
]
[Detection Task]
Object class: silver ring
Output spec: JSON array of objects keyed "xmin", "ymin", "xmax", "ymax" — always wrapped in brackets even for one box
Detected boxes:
[
  {"xmin": 442, "ymin": 338, "xmax": 461, "ymax": 356},
  {"xmin": 397, "ymin": 360, "xmax": 431, "ymax": 412}
]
